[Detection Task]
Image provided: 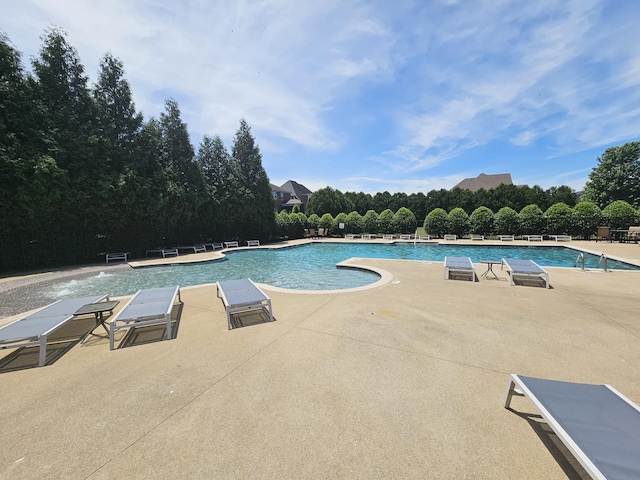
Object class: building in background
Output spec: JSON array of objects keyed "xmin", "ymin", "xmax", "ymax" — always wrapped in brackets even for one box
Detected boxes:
[
  {"xmin": 452, "ymin": 173, "xmax": 513, "ymax": 191},
  {"xmin": 270, "ymin": 180, "xmax": 313, "ymax": 212}
]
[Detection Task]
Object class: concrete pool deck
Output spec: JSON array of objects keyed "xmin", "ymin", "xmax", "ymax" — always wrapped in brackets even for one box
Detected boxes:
[{"xmin": 1, "ymin": 239, "xmax": 640, "ymax": 478}]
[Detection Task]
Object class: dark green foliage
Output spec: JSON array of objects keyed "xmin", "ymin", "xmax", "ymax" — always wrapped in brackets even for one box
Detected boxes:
[
  {"xmin": 306, "ymin": 187, "xmax": 351, "ymax": 217},
  {"xmin": 319, "ymin": 213, "xmax": 335, "ymax": 233},
  {"xmin": 573, "ymin": 201, "xmax": 602, "ymax": 239},
  {"xmin": 602, "ymin": 200, "xmax": 637, "ymax": 229},
  {"xmin": 469, "ymin": 206, "xmax": 494, "ymax": 235},
  {"xmin": 424, "ymin": 208, "xmax": 447, "ymax": 237},
  {"xmin": 494, "ymin": 207, "xmax": 519, "ymax": 235},
  {"xmin": 377, "ymin": 209, "xmax": 394, "ymax": 234},
  {"xmin": 544, "ymin": 202, "xmax": 577, "ymax": 235},
  {"xmin": 583, "ymin": 142, "xmax": 640, "ymax": 208},
  {"xmin": 307, "ymin": 213, "xmax": 320, "ymax": 228},
  {"xmin": 345, "ymin": 211, "xmax": 364, "ymax": 234},
  {"xmin": 362, "ymin": 210, "xmax": 379, "ymax": 234},
  {"xmin": 391, "ymin": 207, "xmax": 416, "ymax": 233},
  {"xmin": 446, "ymin": 208, "xmax": 469, "ymax": 237},
  {"xmin": 519, "ymin": 204, "xmax": 545, "ymax": 234},
  {"xmin": 0, "ymin": 31, "xmax": 279, "ymax": 269}
]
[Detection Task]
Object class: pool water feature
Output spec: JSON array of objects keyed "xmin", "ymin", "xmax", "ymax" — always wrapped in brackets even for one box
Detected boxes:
[{"xmin": 50, "ymin": 242, "xmax": 639, "ymax": 299}]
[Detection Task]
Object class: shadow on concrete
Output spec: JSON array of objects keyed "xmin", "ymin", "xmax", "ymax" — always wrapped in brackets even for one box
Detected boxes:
[
  {"xmin": 0, "ymin": 316, "xmax": 97, "ymax": 373},
  {"xmin": 229, "ymin": 308, "xmax": 275, "ymax": 329},
  {"xmin": 507, "ymin": 408, "xmax": 590, "ymax": 480},
  {"xmin": 118, "ymin": 303, "xmax": 184, "ymax": 349}
]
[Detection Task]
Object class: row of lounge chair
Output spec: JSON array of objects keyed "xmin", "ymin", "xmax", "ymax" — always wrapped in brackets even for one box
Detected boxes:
[
  {"xmin": 107, "ymin": 241, "xmax": 261, "ymax": 263},
  {"xmin": 441, "ymin": 234, "xmax": 571, "ymax": 241},
  {"xmin": 444, "ymin": 256, "xmax": 550, "ymax": 288},
  {"xmin": 0, "ymin": 278, "xmax": 275, "ymax": 366}
]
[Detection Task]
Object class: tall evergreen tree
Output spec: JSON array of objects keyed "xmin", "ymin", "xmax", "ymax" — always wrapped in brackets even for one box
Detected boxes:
[
  {"xmin": 32, "ymin": 27, "xmax": 100, "ymax": 228},
  {"xmin": 230, "ymin": 119, "xmax": 274, "ymax": 240}
]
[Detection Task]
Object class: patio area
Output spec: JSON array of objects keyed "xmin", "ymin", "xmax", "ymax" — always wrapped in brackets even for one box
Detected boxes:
[{"xmin": 1, "ymin": 240, "xmax": 639, "ymax": 479}]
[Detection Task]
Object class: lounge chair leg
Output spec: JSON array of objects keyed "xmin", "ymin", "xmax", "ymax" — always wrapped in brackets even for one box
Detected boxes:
[
  {"xmin": 503, "ymin": 376, "xmax": 524, "ymax": 408},
  {"xmin": 38, "ymin": 337, "xmax": 47, "ymax": 367}
]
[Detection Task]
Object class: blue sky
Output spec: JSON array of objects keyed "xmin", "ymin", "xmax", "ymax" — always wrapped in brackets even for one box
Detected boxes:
[{"xmin": 3, "ymin": 0, "xmax": 640, "ymax": 194}]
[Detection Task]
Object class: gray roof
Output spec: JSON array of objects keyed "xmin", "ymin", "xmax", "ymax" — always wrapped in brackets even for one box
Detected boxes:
[
  {"xmin": 453, "ymin": 173, "xmax": 513, "ymax": 192},
  {"xmin": 281, "ymin": 180, "xmax": 313, "ymax": 197}
]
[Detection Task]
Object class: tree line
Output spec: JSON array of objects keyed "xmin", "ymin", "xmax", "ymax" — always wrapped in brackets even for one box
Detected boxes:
[
  {"xmin": 0, "ymin": 28, "xmax": 274, "ymax": 269},
  {"xmin": 306, "ymin": 184, "xmax": 577, "ymax": 221}
]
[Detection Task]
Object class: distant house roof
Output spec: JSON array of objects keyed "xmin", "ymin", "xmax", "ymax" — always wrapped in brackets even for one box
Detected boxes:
[
  {"xmin": 270, "ymin": 183, "xmax": 290, "ymax": 193},
  {"xmin": 452, "ymin": 173, "xmax": 513, "ymax": 192},
  {"xmin": 281, "ymin": 180, "xmax": 313, "ymax": 198}
]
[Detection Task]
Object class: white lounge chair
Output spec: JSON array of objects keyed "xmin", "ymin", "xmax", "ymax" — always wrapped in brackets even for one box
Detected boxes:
[
  {"xmin": 523, "ymin": 235, "xmax": 543, "ymax": 241},
  {"xmin": 549, "ymin": 235, "xmax": 572, "ymax": 242},
  {"xmin": 498, "ymin": 235, "xmax": 514, "ymax": 241},
  {"xmin": 109, "ymin": 286, "xmax": 181, "ymax": 350},
  {"xmin": 470, "ymin": 234, "xmax": 484, "ymax": 241},
  {"xmin": 443, "ymin": 234, "xmax": 457, "ymax": 241},
  {"xmin": 246, "ymin": 240, "xmax": 260, "ymax": 246},
  {"xmin": 443, "ymin": 256, "xmax": 477, "ymax": 282},
  {"xmin": 217, "ymin": 278, "xmax": 273, "ymax": 330},
  {"xmin": 502, "ymin": 258, "xmax": 549, "ymax": 288},
  {"xmin": 0, "ymin": 295, "xmax": 108, "ymax": 366},
  {"xmin": 504, "ymin": 374, "xmax": 640, "ymax": 480}
]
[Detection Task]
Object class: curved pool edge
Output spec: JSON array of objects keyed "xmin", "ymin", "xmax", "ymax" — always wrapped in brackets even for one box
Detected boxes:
[{"xmin": 254, "ymin": 258, "xmax": 393, "ymax": 295}]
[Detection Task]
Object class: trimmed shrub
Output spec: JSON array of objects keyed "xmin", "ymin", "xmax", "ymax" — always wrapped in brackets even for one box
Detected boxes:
[
  {"xmin": 602, "ymin": 200, "xmax": 637, "ymax": 229},
  {"xmin": 519, "ymin": 204, "xmax": 545, "ymax": 234},
  {"xmin": 573, "ymin": 201, "xmax": 601, "ymax": 239},
  {"xmin": 318, "ymin": 213, "xmax": 335, "ymax": 233},
  {"xmin": 378, "ymin": 209, "xmax": 394, "ymax": 234},
  {"xmin": 469, "ymin": 206, "xmax": 494, "ymax": 235},
  {"xmin": 544, "ymin": 202, "xmax": 577, "ymax": 236},
  {"xmin": 362, "ymin": 210, "xmax": 379, "ymax": 234},
  {"xmin": 345, "ymin": 211, "xmax": 364, "ymax": 234},
  {"xmin": 446, "ymin": 207, "xmax": 470, "ymax": 237},
  {"xmin": 424, "ymin": 208, "xmax": 448, "ymax": 237},
  {"xmin": 307, "ymin": 213, "xmax": 320, "ymax": 228},
  {"xmin": 494, "ymin": 206, "xmax": 519, "ymax": 235},
  {"xmin": 391, "ymin": 207, "xmax": 417, "ymax": 233},
  {"xmin": 275, "ymin": 211, "xmax": 290, "ymax": 238}
]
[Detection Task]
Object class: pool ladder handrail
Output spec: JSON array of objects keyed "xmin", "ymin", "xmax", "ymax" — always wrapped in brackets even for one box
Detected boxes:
[
  {"xmin": 597, "ymin": 253, "xmax": 608, "ymax": 272},
  {"xmin": 574, "ymin": 252, "xmax": 609, "ymax": 271}
]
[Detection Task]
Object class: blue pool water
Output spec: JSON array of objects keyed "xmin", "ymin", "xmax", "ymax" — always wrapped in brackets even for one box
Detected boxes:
[{"xmin": 51, "ymin": 242, "xmax": 639, "ymax": 298}]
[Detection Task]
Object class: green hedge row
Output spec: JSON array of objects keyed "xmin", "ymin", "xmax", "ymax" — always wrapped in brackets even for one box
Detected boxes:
[{"xmin": 276, "ymin": 200, "xmax": 640, "ymax": 239}]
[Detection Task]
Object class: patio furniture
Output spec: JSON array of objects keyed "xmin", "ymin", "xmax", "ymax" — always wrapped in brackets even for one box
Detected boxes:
[
  {"xmin": 480, "ymin": 259, "xmax": 501, "ymax": 280},
  {"xmin": 74, "ymin": 299, "xmax": 120, "ymax": 343},
  {"xmin": 498, "ymin": 235, "xmax": 514, "ymax": 241},
  {"xmin": 217, "ymin": 278, "xmax": 273, "ymax": 330},
  {"xmin": 443, "ymin": 234, "xmax": 457, "ymax": 241},
  {"xmin": 523, "ymin": 235, "xmax": 543, "ymax": 241},
  {"xmin": 224, "ymin": 241, "xmax": 239, "ymax": 248},
  {"xmin": 344, "ymin": 234, "xmax": 357, "ymax": 239},
  {"xmin": 383, "ymin": 234, "xmax": 396, "ymax": 239},
  {"xmin": 470, "ymin": 234, "xmax": 484, "ymax": 241},
  {"xmin": 109, "ymin": 286, "xmax": 181, "ymax": 350},
  {"xmin": 502, "ymin": 258, "xmax": 549, "ymax": 288},
  {"xmin": 360, "ymin": 234, "xmax": 375, "ymax": 240},
  {"xmin": 625, "ymin": 226, "xmax": 640, "ymax": 243},
  {"xmin": 176, "ymin": 245, "xmax": 206, "ymax": 254},
  {"xmin": 106, "ymin": 252, "xmax": 130, "ymax": 263},
  {"xmin": 246, "ymin": 240, "xmax": 260, "ymax": 246},
  {"xmin": 399, "ymin": 234, "xmax": 413, "ymax": 240},
  {"xmin": 444, "ymin": 256, "xmax": 476, "ymax": 282},
  {"xmin": 596, "ymin": 226, "xmax": 611, "ymax": 242},
  {"xmin": 504, "ymin": 374, "xmax": 640, "ymax": 480},
  {"xmin": 0, "ymin": 294, "xmax": 108, "ymax": 366},
  {"xmin": 146, "ymin": 248, "xmax": 179, "ymax": 258},
  {"xmin": 549, "ymin": 235, "xmax": 571, "ymax": 242}
]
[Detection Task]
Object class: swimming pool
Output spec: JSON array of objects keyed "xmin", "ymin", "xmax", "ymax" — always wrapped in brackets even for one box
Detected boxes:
[{"xmin": 50, "ymin": 242, "xmax": 639, "ymax": 298}]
